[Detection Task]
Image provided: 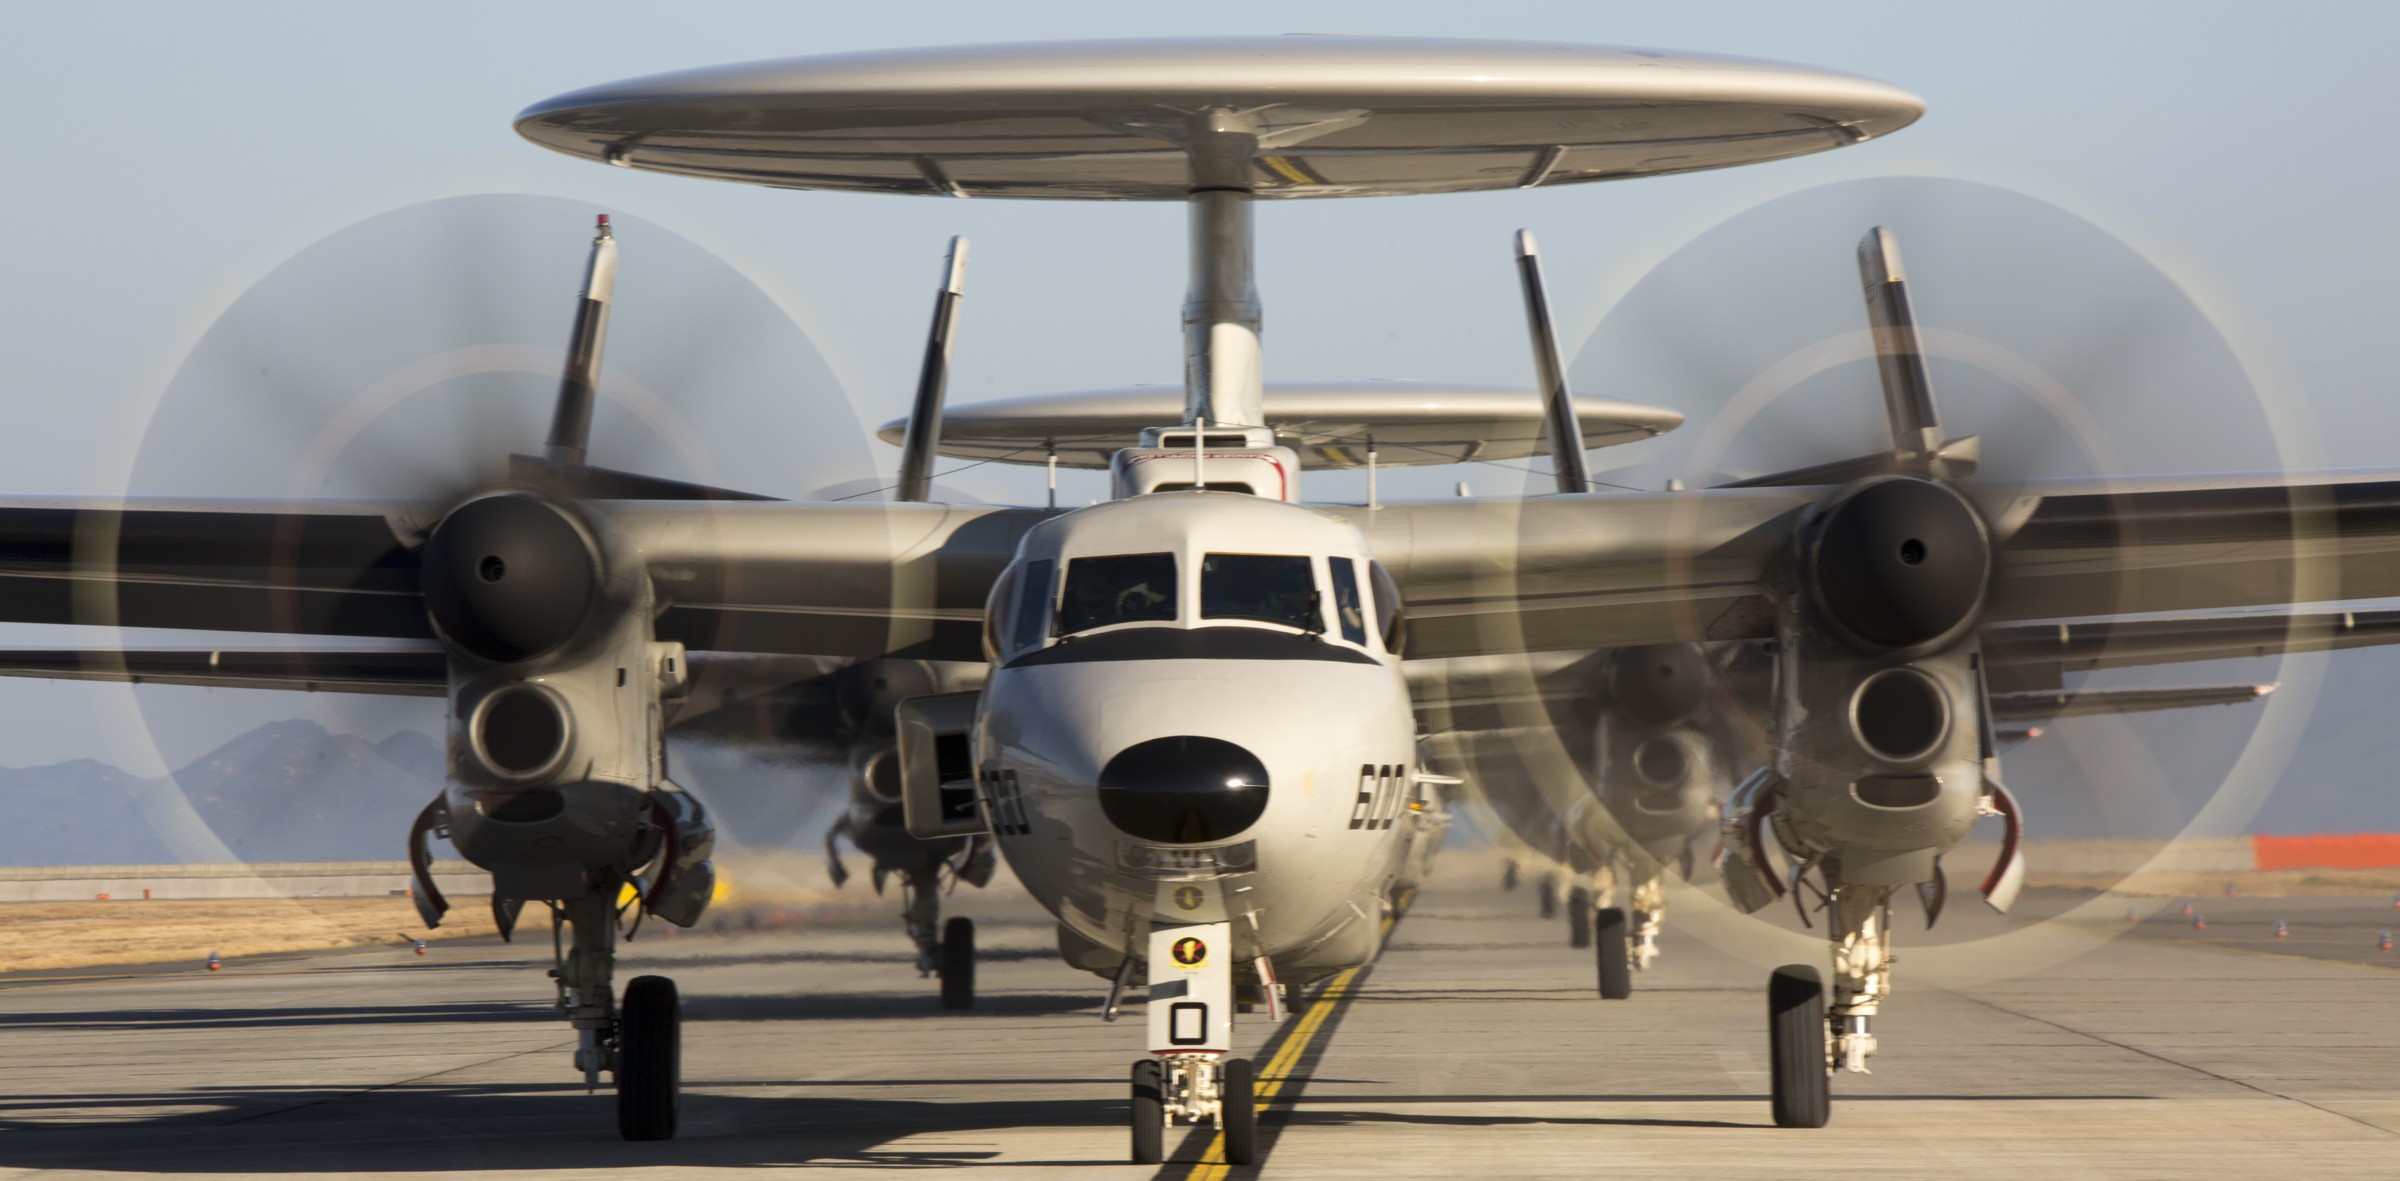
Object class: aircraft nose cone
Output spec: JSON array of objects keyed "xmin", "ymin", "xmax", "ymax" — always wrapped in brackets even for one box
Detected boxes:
[{"xmin": 1097, "ymin": 736, "xmax": 1270, "ymax": 844}]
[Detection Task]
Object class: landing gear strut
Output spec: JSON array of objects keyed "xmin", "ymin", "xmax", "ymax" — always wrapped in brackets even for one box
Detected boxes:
[
  {"xmin": 1630, "ymin": 874, "xmax": 1666, "ymax": 971},
  {"xmin": 552, "ymin": 889, "xmax": 683, "ymax": 1141},
  {"xmin": 1827, "ymin": 884, "xmax": 1892, "ymax": 1075}
]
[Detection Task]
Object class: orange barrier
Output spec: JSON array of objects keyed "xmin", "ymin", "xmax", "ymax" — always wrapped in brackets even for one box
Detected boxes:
[{"xmin": 2252, "ymin": 834, "xmax": 2400, "ymax": 871}]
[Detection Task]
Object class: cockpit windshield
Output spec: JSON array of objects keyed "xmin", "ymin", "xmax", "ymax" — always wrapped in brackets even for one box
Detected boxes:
[
  {"xmin": 1201, "ymin": 553, "xmax": 1320, "ymax": 632},
  {"xmin": 1058, "ymin": 552, "xmax": 1178, "ymax": 635}
]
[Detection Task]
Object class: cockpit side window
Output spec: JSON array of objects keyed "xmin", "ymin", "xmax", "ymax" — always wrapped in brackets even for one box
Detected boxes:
[
  {"xmin": 1368, "ymin": 561, "xmax": 1406, "ymax": 656},
  {"xmin": 982, "ymin": 564, "xmax": 1021, "ymax": 663},
  {"xmin": 1011, "ymin": 558, "xmax": 1054, "ymax": 652},
  {"xmin": 1058, "ymin": 553, "xmax": 1178, "ymax": 635},
  {"xmin": 1201, "ymin": 553, "xmax": 1321, "ymax": 632},
  {"xmin": 1326, "ymin": 556, "xmax": 1369, "ymax": 645}
]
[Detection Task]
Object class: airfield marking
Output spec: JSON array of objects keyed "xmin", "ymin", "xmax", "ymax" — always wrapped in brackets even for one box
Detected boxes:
[{"xmin": 1173, "ymin": 890, "xmax": 1410, "ymax": 1179}]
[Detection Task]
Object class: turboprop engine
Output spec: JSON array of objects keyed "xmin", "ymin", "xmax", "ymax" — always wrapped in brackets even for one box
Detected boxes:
[
  {"xmin": 417, "ymin": 490, "xmax": 714, "ymax": 923},
  {"xmin": 1712, "ymin": 226, "xmax": 2027, "ymax": 1128},
  {"xmin": 387, "ymin": 215, "xmax": 732, "ymax": 1142},
  {"xmin": 1768, "ymin": 474, "xmax": 1993, "ymax": 886}
]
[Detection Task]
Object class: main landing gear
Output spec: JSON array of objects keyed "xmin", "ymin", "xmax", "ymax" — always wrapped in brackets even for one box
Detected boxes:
[
  {"xmin": 1765, "ymin": 882, "xmax": 1893, "ymax": 1128},
  {"xmin": 617, "ymin": 975, "xmax": 681, "ymax": 1140},
  {"xmin": 1129, "ymin": 919, "xmax": 1261, "ymax": 1166},
  {"xmin": 1594, "ymin": 907, "xmax": 1632, "ymax": 1001},
  {"xmin": 551, "ymin": 890, "xmax": 684, "ymax": 1141},
  {"xmin": 1767, "ymin": 964, "xmax": 1830, "ymax": 1128},
  {"xmin": 939, "ymin": 916, "xmax": 977, "ymax": 1010}
]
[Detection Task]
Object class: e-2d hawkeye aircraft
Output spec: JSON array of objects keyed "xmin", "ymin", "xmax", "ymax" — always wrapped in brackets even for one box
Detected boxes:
[{"xmin": 15, "ymin": 36, "xmax": 2400, "ymax": 1157}]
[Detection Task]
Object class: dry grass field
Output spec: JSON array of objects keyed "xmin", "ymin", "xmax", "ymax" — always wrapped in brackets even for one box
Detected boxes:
[
  {"xmin": 0, "ymin": 849, "xmax": 1021, "ymax": 973},
  {"xmin": 0, "ymin": 895, "xmax": 497, "ymax": 972}
]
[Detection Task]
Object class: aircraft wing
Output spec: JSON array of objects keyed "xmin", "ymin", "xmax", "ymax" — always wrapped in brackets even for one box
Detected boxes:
[
  {"xmin": 0, "ymin": 644, "xmax": 861, "ymax": 735},
  {"xmin": 9, "ymin": 473, "xmax": 2400, "ymax": 670},
  {"xmin": 0, "ymin": 498, "xmax": 1041, "ymax": 663},
  {"xmin": 0, "ymin": 499, "xmax": 435, "ymax": 640},
  {"xmin": 1982, "ymin": 606, "xmax": 2400, "ymax": 673},
  {"xmin": 1986, "ymin": 682, "xmax": 2275, "ymax": 721},
  {"xmin": 1348, "ymin": 472, "xmax": 2400, "ymax": 661},
  {"xmin": 0, "ymin": 646, "xmax": 448, "ymax": 696}
]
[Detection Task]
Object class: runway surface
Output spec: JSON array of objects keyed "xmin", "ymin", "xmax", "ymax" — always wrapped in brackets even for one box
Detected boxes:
[{"xmin": 0, "ymin": 856, "xmax": 2395, "ymax": 1179}]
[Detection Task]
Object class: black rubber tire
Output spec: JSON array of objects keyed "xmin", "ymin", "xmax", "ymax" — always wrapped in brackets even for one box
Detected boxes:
[
  {"xmin": 1596, "ymin": 908, "xmax": 1632, "ymax": 1000},
  {"xmin": 1501, "ymin": 860, "xmax": 1520, "ymax": 891},
  {"xmin": 1768, "ymin": 965, "xmax": 1831, "ymax": 1128},
  {"xmin": 1568, "ymin": 887, "xmax": 1594, "ymax": 948},
  {"xmin": 1130, "ymin": 1058, "xmax": 1165, "ymax": 1164},
  {"xmin": 1222, "ymin": 1057, "xmax": 1259, "ymax": 1165},
  {"xmin": 616, "ymin": 974, "xmax": 680, "ymax": 1141},
  {"xmin": 1538, "ymin": 879, "xmax": 1559, "ymax": 919},
  {"xmin": 939, "ymin": 917, "xmax": 975, "ymax": 1010}
]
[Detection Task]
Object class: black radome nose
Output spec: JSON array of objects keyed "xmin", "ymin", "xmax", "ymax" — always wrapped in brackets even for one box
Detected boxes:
[{"xmin": 1097, "ymin": 736, "xmax": 1270, "ymax": 844}]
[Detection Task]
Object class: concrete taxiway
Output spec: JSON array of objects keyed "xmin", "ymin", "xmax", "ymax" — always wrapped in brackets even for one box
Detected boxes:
[{"xmin": 0, "ymin": 856, "xmax": 2393, "ymax": 1179}]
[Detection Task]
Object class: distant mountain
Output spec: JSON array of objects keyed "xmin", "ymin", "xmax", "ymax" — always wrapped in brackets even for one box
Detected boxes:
[
  {"xmin": 0, "ymin": 720, "xmax": 446, "ymax": 866},
  {"xmin": 174, "ymin": 719, "xmax": 448, "ymax": 862},
  {"xmin": 0, "ymin": 719, "xmax": 849, "ymax": 868}
]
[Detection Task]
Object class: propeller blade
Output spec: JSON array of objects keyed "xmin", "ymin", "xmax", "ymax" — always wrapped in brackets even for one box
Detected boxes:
[
  {"xmin": 543, "ymin": 214, "xmax": 617, "ymax": 467},
  {"xmin": 1512, "ymin": 230, "xmax": 1590, "ymax": 494},
  {"xmin": 896, "ymin": 236, "xmax": 969, "ymax": 503},
  {"xmin": 1857, "ymin": 226, "xmax": 1974, "ymax": 477}
]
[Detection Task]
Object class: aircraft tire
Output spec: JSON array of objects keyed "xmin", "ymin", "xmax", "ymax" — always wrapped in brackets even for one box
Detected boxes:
[
  {"xmin": 1568, "ymin": 887, "xmax": 1594, "ymax": 948},
  {"xmin": 1768, "ymin": 965, "xmax": 1831, "ymax": 1128},
  {"xmin": 1130, "ymin": 1058, "xmax": 1165, "ymax": 1164},
  {"xmin": 939, "ymin": 917, "xmax": 976, "ymax": 1010},
  {"xmin": 1538, "ymin": 877, "xmax": 1559, "ymax": 919},
  {"xmin": 1501, "ymin": 860, "xmax": 1520, "ymax": 891},
  {"xmin": 1222, "ymin": 1057, "xmax": 1259, "ymax": 1165},
  {"xmin": 1595, "ymin": 908, "xmax": 1632, "ymax": 1000},
  {"xmin": 616, "ymin": 974, "xmax": 680, "ymax": 1141}
]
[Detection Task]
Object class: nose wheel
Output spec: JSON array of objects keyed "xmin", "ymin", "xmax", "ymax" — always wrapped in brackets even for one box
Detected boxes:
[
  {"xmin": 939, "ymin": 916, "xmax": 976, "ymax": 1010},
  {"xmin": 1767, "ymin": 964, "xmax": 1831, "ymax": 1128},
  {"xmin": 1129, "ymin": 1058, "xmax": 1165, "ymax": 1163},
  {"xmin": 1128, "ymin": 1055, "xmax": 1259, "ymax": 1165},
  {"xmin": 615, "ymin": 974, "xmax": 681, "ymax": 1141}
]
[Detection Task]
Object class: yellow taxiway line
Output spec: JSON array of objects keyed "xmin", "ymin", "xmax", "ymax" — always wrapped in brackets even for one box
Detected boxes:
[{"xmin": 1176, "ymin": 890, "xmax": 1409, "ymax": 1179}]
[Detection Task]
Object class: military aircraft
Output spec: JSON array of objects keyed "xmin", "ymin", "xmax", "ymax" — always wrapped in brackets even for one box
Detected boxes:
[{"xmin": 13, "ymin": 35, "xmax": 2400, "ymax": 1159}]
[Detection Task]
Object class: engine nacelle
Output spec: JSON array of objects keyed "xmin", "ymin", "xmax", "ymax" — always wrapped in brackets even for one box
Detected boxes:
[
  {"xmin": 420, "ymin": 493, "xmax": 639, "ymax": 666},
  {"xmin": 1764, "ymin": 475, "xmax": 1998, "ymax": 886},
  {"xmin": 424, "ymin": 491, "xmax": 705, "ymax": 910},
  {"xmin": 1798, "ymin": 475, "xmax": 1989, "ymax": 654},
  {"xmin": 1602, "ymin": 643, "xmax": 1710, "ymax": 727}
]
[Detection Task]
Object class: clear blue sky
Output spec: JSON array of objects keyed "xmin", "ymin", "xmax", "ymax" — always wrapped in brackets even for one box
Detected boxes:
[{"xmin": 2, "ymin": 1, "xmax": 2395, "ymax": 836}]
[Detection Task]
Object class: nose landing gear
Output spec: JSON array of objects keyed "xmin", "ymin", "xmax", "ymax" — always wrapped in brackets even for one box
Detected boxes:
[
  {"xmin": 1129, "ymin": 1053, "xmax": 1259, "ymax": 1165},
  {"xmin": 1128, "ymin": 919, "xmax": 1260, "ymax": 1165}
]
